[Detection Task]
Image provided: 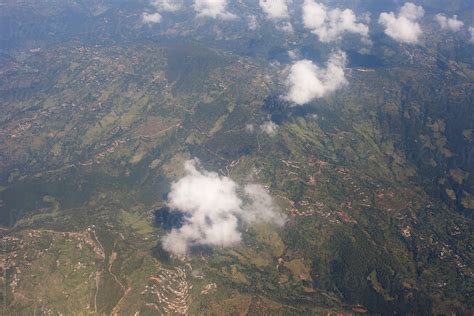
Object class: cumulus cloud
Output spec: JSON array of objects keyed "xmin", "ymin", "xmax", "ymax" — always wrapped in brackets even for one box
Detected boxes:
[
  {"xmin": 242, "ymin": 184, "xmax": 284, "ymax": 224},
  {"xmin": 470, "ymin": 27, "xmax": 474, "ymax": 43},
  {"xmin": 247, "ymin": 15, "xmax": 259, "ymax": 30},
  {"xmin": 151, "ymin": 0, "xmax": 182, "ymax": 12},
  {"xmin": 142, "ymin": 0, "xmax": 180, "ymax": 25},
  {"xmin": 142, "ymin": 12, "xmax": 162, "ymax": 24},
  {"xmin": 260, "ymin": 121, "xmax": 279, "ymax": 136},
  {"xmin": 259, "ymin": 0, "xmax": 290, "ymax": 20},
  {"xmin": 284, "ymin": 51, "xmax": 347, "ymax": 105},
  {"xmin": 193, "ymin": 0, "xmax": 237, "ymax": 20},
  {"xmin": 245, "ymin": 124, "xmax": 255, "ymax": 132},
  {"xmin": 162, "ymin": 159, "xmax": 285, "ymax": 255},
  {"xmin": 302, "ymin": 0, "xmax": 369, "ymax": 42},
  {"xmin": 277, "ymin": 21, "xmax": 294, "ymax": 33},
  {"xmin": 434, "ymin": 14, "xmax": 464, "ymax": 32},
  {"xmin": 288, "ymin": 50, "xmax": 299, "ymax": 60},
  {"xmin": 378, "ymin": 2, "xmax": 424, "ymax": 44}
]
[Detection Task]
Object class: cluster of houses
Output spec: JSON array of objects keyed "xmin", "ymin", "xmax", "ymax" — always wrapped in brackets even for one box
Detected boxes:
[
  {"xmin": 200, "ymin": 282, "xmax": 217, "ymax": 295},
  {"xmin": 79, "ymin": 138, "xmax": 128, "ymax": 166}
]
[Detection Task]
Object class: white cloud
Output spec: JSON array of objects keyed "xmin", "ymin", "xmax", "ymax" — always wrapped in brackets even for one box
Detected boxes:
[
  {"xmin": 302, "ymin": 0, "xmax": 369, "ymax": 43},
  {"xmin": 245, "ymin": 124, "xmax": 255, "ymax": 132},
  {"xmin": 288, "ymin": 50, "xmax": 299, "ymax": 60},
  {"xmin": 378, "ymin": 2, "xmax": 424, "ymax": 44},
  {"xmin": 142, "ymin": 0, "xmax": 180, "ymax": 24},
  {"xmin": 399, "ymin": 3, "xmax": 424, "ymax": 21},
  {"xmin": 434, "ymin": 14, "xmax": 464, "ymax": 32},
  {"xmin": 259, "ymin": 0, "xmax": 290, "ymax": 20},
  {"xmin": 193, "ymin": 0, "xmax": 237, "ymax": 20},
  {"xmin": 242, "ymin": 184, "xmax": 285, "ymax": 225},
  {"xmin": 470, "ymin": 27, "xmax": 474, "ymax": 43},
  {"xmin": 247, "ymin": 15, "xmax": 259, "ymax": 30},
  {"xmin": 277, "ymin": 21, "xmax": 294, "ymax": 33},
  {"xmin": 162, "ymin": 159, "xmax": 285, "ymax": 255},
  {"xmin": 260, "ymin": 121, "xmax": 279, "ymax": 136},
  {"xmin": 151, "ymin": 0, "xmax": 182, "ymax": 12},
  {"xmin": 142, "ymin": 12, "xmax": 162, "ymax": 24},
  {"xmin": 284, "ymin": 51, "xmax": 347, "ymax": 105}
]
